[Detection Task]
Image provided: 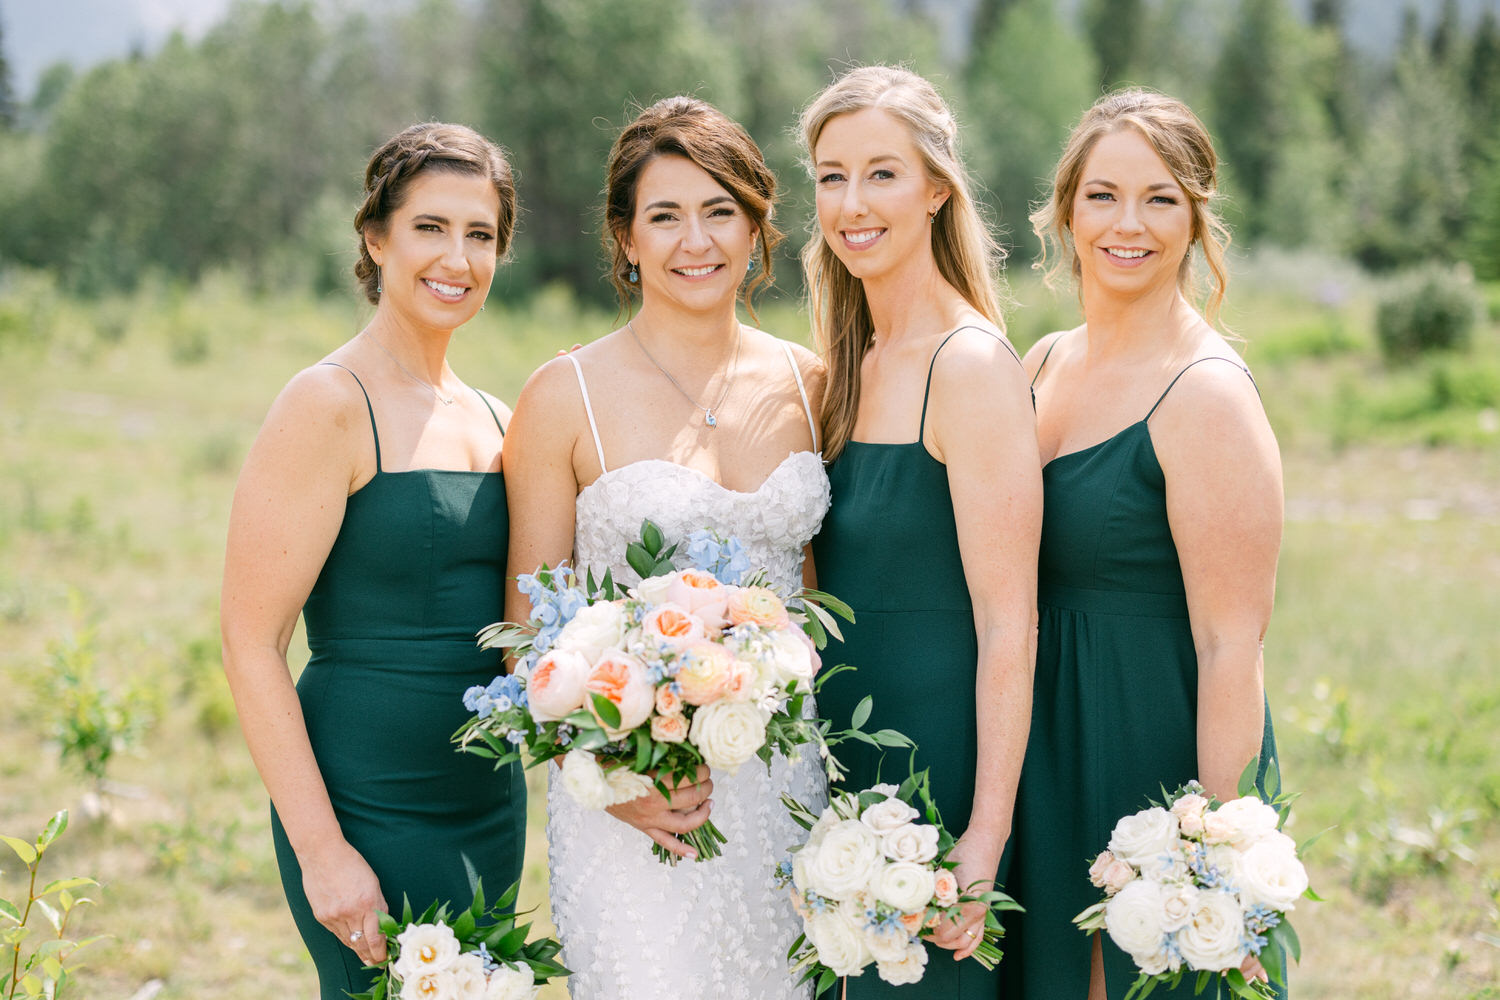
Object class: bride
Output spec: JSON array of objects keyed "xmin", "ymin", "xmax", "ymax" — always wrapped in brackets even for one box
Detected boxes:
[{"xmin": 502, "ymin": 96, "xmax": 829, "ymax": 999}]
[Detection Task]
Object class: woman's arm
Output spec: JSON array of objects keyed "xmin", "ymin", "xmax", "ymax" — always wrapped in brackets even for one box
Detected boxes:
[
  {"xmin": 1154, "ymin": 361, "xmax": 1283, "ymax": 801},
  {"xmin": 927, "ymin": 329, "xmax": 1044, "ymax": 958},
  {"xmin": 220, "ymin": 365, "xmax": 389, "ymax": 965},
  {"xmin": 502, "ymin": 357, "xmax": 714, "ymax": 858}
]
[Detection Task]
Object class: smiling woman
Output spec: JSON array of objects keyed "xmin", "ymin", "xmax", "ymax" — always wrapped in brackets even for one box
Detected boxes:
[{"xmin": 219, "ymin": 122, "xmax": 527, "ymax": 1000}]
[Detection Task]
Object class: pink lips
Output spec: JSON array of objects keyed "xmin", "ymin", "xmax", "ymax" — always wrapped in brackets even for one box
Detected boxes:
[{"xmin": 840, "ymin": 228, "xmax": 885, "ymax": 252}]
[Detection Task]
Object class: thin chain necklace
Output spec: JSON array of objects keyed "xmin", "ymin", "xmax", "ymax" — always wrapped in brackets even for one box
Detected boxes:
[
  {"xmin": 364, "ymin": 330, "xmax": 455, "ymax": 405},
  {"xmin": 626, "ymin": 319, "xmax": 741, "ymax": 428}
]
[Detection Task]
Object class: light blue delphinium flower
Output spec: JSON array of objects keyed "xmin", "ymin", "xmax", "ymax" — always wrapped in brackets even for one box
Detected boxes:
[{"xmin": 462, "ymin": 684, "xmax": 493, "ymax": 716}]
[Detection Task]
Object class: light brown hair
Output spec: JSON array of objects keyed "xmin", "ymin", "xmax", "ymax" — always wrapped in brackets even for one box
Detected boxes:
[
  {"xmin": 354, "ymin": 122, "xmax": 516, "ymax": 305},
  {"xmin": 800, "ymin": 66, "xmax": 1005, "ymax": 463}
]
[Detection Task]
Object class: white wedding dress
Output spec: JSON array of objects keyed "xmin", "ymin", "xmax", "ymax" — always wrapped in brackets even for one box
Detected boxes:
[{"xmin": 548, "ymin": 347, "xmax": 830, "ymax": 1000}]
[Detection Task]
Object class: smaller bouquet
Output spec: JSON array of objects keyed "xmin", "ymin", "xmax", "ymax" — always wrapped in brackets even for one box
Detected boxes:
[
  {"xmin": 1074, "ymin": 763, "xmax": 1318, "ymax": 1000},
  {"xmin": 457, "ymin": 520, "xmax": 854, "ymax": 864},
  {"xmin": 349, "ymin": 882, "xmax": 567, "ymax": 1000},
  {"xmin": 777, "ymin": 767, "xmax": 1021, "ymax": 995}
]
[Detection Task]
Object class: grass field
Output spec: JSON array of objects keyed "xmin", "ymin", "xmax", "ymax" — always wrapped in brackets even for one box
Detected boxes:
[{"xmin": 1, "ymin": 260, "xmax": 1497, "ymax": 998}]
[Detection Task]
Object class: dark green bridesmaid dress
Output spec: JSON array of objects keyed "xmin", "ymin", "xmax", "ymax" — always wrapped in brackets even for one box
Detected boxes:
[
  {"xmin": 812, "ymin": 327, "xmax": 1017, "ymax": 998},
  {"xmin": 271, "ymin": 364, "xmax": 526, "ymax": 999},
  {"xmin": 1002, "ymin": 352, "xmax": 1284, "ymax": 1000}
]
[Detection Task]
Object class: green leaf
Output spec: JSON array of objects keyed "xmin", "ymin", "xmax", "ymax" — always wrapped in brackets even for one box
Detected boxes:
[
  {"xmin": 40, "ymin": 877, "xmax": 96, "ymax": 898},
  {"xmin": 589, "ymin": 692, "xmax": 621, "ymax": 730},
  {"xmin": 452, "ymin": 909, "xmax": 476, "ymax": 940},
  {"xmin": 1237, "ymin": 756, "xmax": 1260, "ymax": 798},
  {"xmin": 641, "ymin": 520, "xmax": 664, "ymax": 555},
  {"xmin": 34, "ymin": 899, "xmax": 60, "ymax": 932},
  {"xmin": 1280, "ymin": 916, "xmax": 1302, "ymax": 962},
  {"xmin": 625, "ymin": 542, "xmax": 655, "ymax": 579},
  {"xmin": 850, "ymin": 696, "xmax": 872, "ymax": 731},
  {"xmin": 803, "ymin": 600, "xmax": 844, "ymax": 644},
  {"xmin": 39, "ymin": 811, "xmax": 68, "ymax": 849},
  {"xmin": 1259, "ymin": 934, "xmax": 1285, "ymax": 985},
  {"xmin": 1194, "ymin": 970, "xmax": 1211, "ymax": 994},
  {"xmin": 801, "ymin": 609, "xmax": 828, "ymax": 648},
  {"xmin": 1, "ymin": 836, "xmax": 37, "ymax": 866}
]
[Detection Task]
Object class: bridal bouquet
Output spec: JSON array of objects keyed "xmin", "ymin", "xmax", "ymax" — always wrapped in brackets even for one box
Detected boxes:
[
  {"xmin": 1073, "ymin": 764, "xmax": 1316, "ymax": 1000},
  {"xmin": 349, "ymin": 882, "xmax": 567, "ymax": 1000},
  {"xmin": 457, "ymin": 520, "xmax": 853, "ymax": 864},
  {"xmin": 776, "ymin": 769, "xmax": 1021, "ymax": 995}
]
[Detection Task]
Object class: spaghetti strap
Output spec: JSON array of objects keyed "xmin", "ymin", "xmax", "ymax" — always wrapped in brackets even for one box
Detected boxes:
[
  {"xmin": 1145, "ymin": 356, "xmax": 1255, "ymax": 421},
  {"xmin": 1030, "ymin": 333, "xmax": 1065, "ymax": 387},
  {"xmin": 780, "ymin": 341, "xmax": 819, "ymax": 451},
  {"xmin": 319, "ymin": 361, "xmax": 382, "ymax": 473},
  {"xmin": 565, "ymin": 354, "xmax": 608, "ymax": 473},
  {"xmin": 471, "ymin": 388, "xmax": 507, "ymax": 437},
  {"xmin": 917, "ymin": 325, "xmax": 1013, "ymax": 439}
]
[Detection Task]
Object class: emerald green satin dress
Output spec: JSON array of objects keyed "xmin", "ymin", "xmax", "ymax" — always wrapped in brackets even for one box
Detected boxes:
[{"xmin": 271, "ymin": 364, "xmax": 525, "ymax": 999}]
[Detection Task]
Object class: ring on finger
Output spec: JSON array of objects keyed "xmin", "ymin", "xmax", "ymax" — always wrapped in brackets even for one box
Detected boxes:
[
  {"xmin": 963, "ymin": 929, "xmax": 977, "ymax": 940},
  {"xmin": 349, "ymin": 929, "xmax": 363, "ymax": 943}
]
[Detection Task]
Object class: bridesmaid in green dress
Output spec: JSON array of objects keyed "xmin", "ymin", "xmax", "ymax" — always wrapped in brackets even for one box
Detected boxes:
[
  {"xmin": 801, "ymin": 66, "xmax": 1042, "ymax": 996},
  {"xmin": 1003, "ymin": 90, "xmax": 1286, "ymax": 999},
  {"xmin": 221, "ymin": 124, "xmax": 526, "ymax": 999}
]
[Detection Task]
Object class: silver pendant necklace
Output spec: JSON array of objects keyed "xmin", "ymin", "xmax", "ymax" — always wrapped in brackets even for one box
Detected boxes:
[
  {"xmin": 365, "ymin": 330, "xmax": 455, "ymax": 406},
  {"xmin": 626, "ymin": 319, "xmax": 741, "ymax": 428}
]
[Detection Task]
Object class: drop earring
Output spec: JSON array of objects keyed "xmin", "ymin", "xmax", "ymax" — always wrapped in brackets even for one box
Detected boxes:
[
  {"xmin": 376, "ymin": 264, "xmax": 383, "ymax": 293},
  {"xmin": 627, "ymin": 262, "xmax": 639, "ymax": 284}
]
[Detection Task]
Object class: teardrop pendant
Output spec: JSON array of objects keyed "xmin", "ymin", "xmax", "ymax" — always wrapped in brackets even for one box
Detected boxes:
[{"xmin": 705, "ymin": 411, "xmax": 718, "ymax": 428}]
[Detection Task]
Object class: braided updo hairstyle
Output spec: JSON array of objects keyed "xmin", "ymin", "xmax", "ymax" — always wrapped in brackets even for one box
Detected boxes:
[{"xmin": 353, "ymin": 122, "xmax": 516, "ymax": 305}]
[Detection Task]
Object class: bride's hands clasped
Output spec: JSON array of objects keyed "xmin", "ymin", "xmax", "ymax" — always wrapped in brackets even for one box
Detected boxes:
[{"xmin": 606, "ymin": 764, "xmax": 715, "ymax": 860}]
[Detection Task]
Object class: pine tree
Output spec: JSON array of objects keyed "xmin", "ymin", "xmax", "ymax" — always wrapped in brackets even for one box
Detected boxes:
[
  {"xmin": 1428, "ymin": 0, "xmax": 1461, "ymax": 70},
  {"xmin": 0, "ymin": 2, "xmax": 16, "ymax": 129},
  {"xmin": 1083, "ymin": 0, "xmax": 1144, "ymax": 88},
  {"xmin": 1208, "ymin": 0, "xmax": 1289, "ymax": 229}
]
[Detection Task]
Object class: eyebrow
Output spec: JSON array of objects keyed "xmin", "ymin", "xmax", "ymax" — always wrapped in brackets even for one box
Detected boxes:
[
  {"xmin": 1082, "ymin": 180, "xmax": 1181, "ymax": 192},
  {"xmin": 642, "ymin": 196, "xmax": 736, "ymax": 211},
  {"xmin": 815, "ymin": 154, "xmax": 905, "ymax": 169},
  {"xmin": 413, "ymin": 213, "xmax": 496, "ymax": 230}
]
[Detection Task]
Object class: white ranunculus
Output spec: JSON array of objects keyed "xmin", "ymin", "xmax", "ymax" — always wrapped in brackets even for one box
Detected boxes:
[
  {"xmin": 400, "ymin": 968, "xmax": 459, "ymax": 1000},
  {"xmin": 1175, "ymin": 889, "xmax": 1248, "ymax": 972},
  {"xmin": 863, "ymin": 922, "xmax": 911, "ymax": 964},
  {"xmin": 603, "ymin": 766, "xmax": 654, "ymax": 805},
  {"xmin": 806, "ymin": 820, "xmax": 882, "ymax": 897},
  {"xmin": 1210, "ymin": 797, "xmax": 1281, "ymax": 850},
  {"xmin": 1237, "ymin": 831, "xmax": 1309, "ymax": 911},
  {"xmin": 1159, "ymin": 882, "xmax": 1200, "ymax": 933},
  {"xmin": 1104, "ymin": 879, "xmax": 1168, "ymax": 965},
  {"xmin": 805, "ymin": 909, "xmax": 873, "ymax": 976},
  {"xmin": 688, "ymin": 699, "xmax": 767, "ymax": 773},
  {"xmin": 559, "ymin": 749, "xmax": 614, "ymax": 810},
  {"xmin": 881, "ymin": 822, "xmax": 940, "ymax": 864},
  {"xmin": 1108, "ymin": 807, "xmax": 1181, "ymax": 866},
  {"xmin": 393, "ymin": 921, "xmax": 461, "ymax": 981},
  {"xmin": 447, "ymin": 953, "xmax": 488, "ymax": 999},
  {"xmin": 555, "ymin": 601, "xmax": 627, "ymax": 660},
  {"xmin": 483, "ymin": 962, "xmax": 537, "ymax": 1000},
  {"xmin": 871, "ymin": 861, "xmax": 936, "ymax": 913},
  {"xmin": 876, "ymin": 939, "xmax": 929, "ymax": 986},
  {"xmin": 766, "ymin": 628, "xmax": 816, "ymax": 688},
  {"xmin": 631, "ymin": 572, "xmax": 675, "ymax": 606},
  {"xmin": 1135, "ymin": 946, "xmax": 1178, "ymax": 976},
  {"xmin": 861, "ymin": 796, "xmax": 919, "ymax": 834}
]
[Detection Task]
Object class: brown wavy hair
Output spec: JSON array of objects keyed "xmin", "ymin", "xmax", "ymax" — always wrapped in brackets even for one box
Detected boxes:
[
  {"xmin": 354, "ymin": 122, "xmax": 516, "ymax": 305},
  {"xmin": 799, "ymin": 66, "xmax": 1006, "ymax": 463},
  {"xmin": 603, "ymin": 96, "xmax": 782, "ymax": 316},
  {"xmin": 1031, "ymin": 88, "xmax": 1232, "ymax": 326}
]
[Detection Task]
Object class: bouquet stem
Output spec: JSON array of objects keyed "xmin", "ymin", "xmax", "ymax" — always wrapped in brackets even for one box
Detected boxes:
[{"xmin": 651, "ymin": 817, "xmax": 727, "ymax": 865}]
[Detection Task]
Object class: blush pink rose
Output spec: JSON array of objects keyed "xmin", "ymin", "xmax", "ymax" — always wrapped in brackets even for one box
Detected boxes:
[
  {"xmin": 527, "ymin": 649, "xmax": 591, "ymax": 722},
  {"xmin": 654, "ymin": 684, "xmax": 684, "ymax": 717},
  {"xmin": 932, "ymin": 867, "xmax": 960, "ymax": 907}
]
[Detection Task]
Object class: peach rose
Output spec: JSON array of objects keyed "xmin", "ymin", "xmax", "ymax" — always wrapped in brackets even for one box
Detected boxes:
[
  {"xmin": 527, "ymin": 649, "xmax": 591, "ymax": 722},
  {"xmin": 725, "ymin": 586, "xmax": 790, "ymax": 628},
  {"xmin": 932, "ymin": 867, "xmax": 960, "ymax": 907},
  {"xmin": 898, "ymin": 910, "xmax": 925, "ymax": 935},
  {"xmin": 675, "ymin": 642, "xmax": 734, "ymax": 705},
  {"xmin": 585, "ymin": 650, "xmax": 654, "ymax": 737},
  {"xmin": 654, "ymin": 684, "xmax": 684, "ymax": 717},
  {"xmin": 650, "ymin": 713, "xmax": 688, "ymax": 743},
  {"xmin": 640, "ymin": 602, "xmax": 706, "ymax": 649},
  {"xmin": 666, "ymin": 569, "xmax": 729, "ymax": 629}
]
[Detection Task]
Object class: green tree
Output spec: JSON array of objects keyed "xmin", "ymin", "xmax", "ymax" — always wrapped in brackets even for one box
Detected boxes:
[
  {"xmin": 1208, "ymin": 0, "xmax": 1293, "ymax": 230},
  {"xmin": 1083, "ymin": 0, "xmax": 1143, "ymax": 88},
  {"xmin": 1128, "ymin": 0, "xmax": 1231, "ymax": 113},
  {"xmin": 1466, "ymin": 139, "xmax": 1500, "ymax": 280},
  {"xmin": 0, "ymin": 1, "xmax": 15, "ymax": 129}
]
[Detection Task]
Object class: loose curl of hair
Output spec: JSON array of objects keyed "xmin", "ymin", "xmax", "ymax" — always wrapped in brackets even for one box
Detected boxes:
[
  {"xmin": 354, "ymin": 122, "xmax": 517, "ymax": 305},
  {"xmin": 603, "ymin": 96, "xmax": 782, "ymax": 316},
  {"xmin": 1031, "ymin": 88, "xmax": 1232, "ymax": 327},
  {"xmin": 799, "ymin": 66, "xmax": 1006, "ymax": 463}
]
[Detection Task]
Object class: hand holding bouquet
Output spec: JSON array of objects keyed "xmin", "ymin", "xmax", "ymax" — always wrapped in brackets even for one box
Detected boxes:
[
  {"xmin": 1074, "ymin": 763, "xmax": 1318, "ymax": 1000},
  {"xmin": 457, "ymin": 520, "xmax": 853, "ymax": 864},
  {"xmin": 777, "ymin": 768, "xmax": 1022, "ymax": 995},
  {"xmin": 348, "ymin": 882, "xmax": 567, "ymax": 1000}
]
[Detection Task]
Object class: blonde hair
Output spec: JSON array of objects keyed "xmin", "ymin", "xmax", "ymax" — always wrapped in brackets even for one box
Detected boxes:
[
  {"xmin": 1032, "ymin": 88, "xmax": 1232, "ymax": 326},
  {"xmin": 800, "ymin": 66, "xmax": 1005, "ymax": 463}
]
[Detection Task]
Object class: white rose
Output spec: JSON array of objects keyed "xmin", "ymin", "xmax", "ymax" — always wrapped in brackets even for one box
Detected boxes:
[
  {"xmin": 806, "ymin": 819, "xmax": 882, "ymax": 897},
  {"xmin": 1135, "ymin": 946, "xmax": 1178, "ymax": 976},
  {"xmin": 863, "ymin": 922, "xmax": 910, "ymax": 964},
  {"xmin": 766, "ymin": 628, "xmax": 816, "ymax": 688},
  {"xmin": 1159, "ymin": 882, "xmax": 1199, "ymax": 933},
  {"xmin": 871, "ymin": 861, "xmax": 936, "ymax": 913},
  {"xmin": 805, "ymin": 909, "xmax": 873, "ymax": 977},
  {"xmin": 881, "ymin": 822, "xmax": 940, "ymax": 864},
  {"xmin": 1175, "ymin": 889, "xmax": 1248, "ymax": 972},
  {"xmin": 399, "ymin": 968, "xmax": 458, "ymax": 1000},
  {"xmin": 483, "ymin": 962, "xmax": 537, "ymax": 1000},
  {"xmin": 393, "ymin": 921, "xmax": 460, "ymax": 981},
  {"xmin": 447, "ymin": 953, "xmax": 488, "ymax": 999},
  {"xmin": 559, "ymin": 749, "xmax": 614, "ymax": 810},
  {"xmin": 870, "ymin": 783, "xmax": 900, "ymax": 797},
  {"xmin": 1108, "ymin": 807, "xmax": 1181, "ymax": 866},
  {"xmin": 1237, "ymin": 831, "xmax": 1309, "ymax": 911},
  {"xmin": 603, "ymin": 766, "xmax": 654, "ymax": 805},
  {"xmin": 630, "ymin": 572, "xmax": 675, "ymax": 606},
  {"xmin": 876, "ymin": 939, "xmax": 929, "ymax": 986},
  {"xmin": 688, "ymin": 699, "xmax": 767, "ymax": 774},
  {"xmin": 555, "ymin": 601, "xmax": 626, "ymax": 660},
  {"xmin": 1138, "ymin": 842, "xmax": 1192, "ymax": 885},
  {"xmin": 1104, "ymin": 879, "xmax": 1168, "ymax": 966},
  {"xmin": 1211, "ymin": 797, "xmax": 1281, "ymax": 850},
  {"xmin": 526, "ymin": 649, "xmax": 591, "ymax": 722},
  {"xmin": 791, "ymin": 847, "xmax": 816, "ymax": 893},
  {"xmin": 1170, "ymin": 793, "xmax": 1211, "ymax": 838},
  {"xmin": 861, "ymin": 797, "xmax": 919, "ymax": 834}
]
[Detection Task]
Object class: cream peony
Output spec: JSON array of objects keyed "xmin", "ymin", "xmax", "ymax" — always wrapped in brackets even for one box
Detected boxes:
[
  {"xmin": 559, "ymin": 749, "xmax": 614, "ymax": 810},
  {"xmin": 603, "ymin": 766, "xmax": 654, "ymax": 804},
  {"xmin": 1175, "ymin": 889, "xmax": 1247, "ymax": 971},
  {"xmin": 1237, "ymin": 831, "xmax": 1309, "ymax": 911},
  {"xmin": 585, "ymin": 650, "xmax": 654, "ymax": 737},
  {"xmin": 881, "ymin": 822, "xmax": 940, "ymax": 864},
  {"xmin": 805, "ymin": 909, "xmax": 873, "ymax": 977},
  {"xmin": 447, "ymin": 953, "xmax": 488, "ymax": 999},
  {"xmin": 688, "ymin": 699, "xmax": 767, "ymax": 772},
  {"xmin": 1108, "ymin": 807, "xmax": 1180, "ymax": 866},
  {"xmin": 482, "ymin": 962, "xmax": 537, "ymax": 1000},
  {"xmin": 861, "ymin": 796, "xmax": 919, "ymax": 835},
  {"xmin": 555, "ymin": 600, "xmax": 626, "ymax": 660},
  {"xmin": 400, "ymin": 969, "xmax": 459, "ymax": 1000},
  {"xmin": 393, "ymin": 921, "xmax": 460, "ymax": 982},
  {"xmin": 806, "ymin": 819, "xmax": 882, "ymax": 897},
  {"xmin": 526, "ymin": 649, "xmax": 591, "ymax": 722},
  {"xmin": 876, "ymin": 939, "xmax": 929, "ymax": 986},
  {"xmin": 871, "ymin": 861, "xmax": 936, "ymax": 913},
  {"xmin": 1210, "ymin": 797, "xmax": 1281, "ymax": 850},
  {"xmin": 1104, "ymin": 879, "xmax": 1168, "ymax": 966}
]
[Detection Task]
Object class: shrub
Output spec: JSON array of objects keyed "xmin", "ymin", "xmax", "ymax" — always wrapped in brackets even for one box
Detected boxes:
[{"xmin": 1375, "ymin": 265, "xmax": 1482, "ymax": 362}]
